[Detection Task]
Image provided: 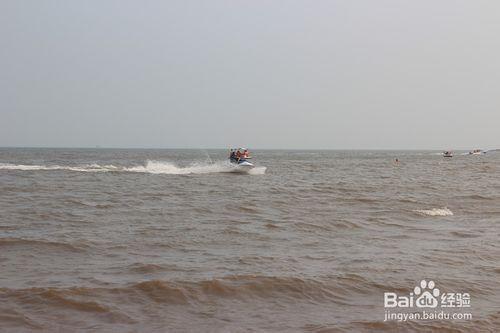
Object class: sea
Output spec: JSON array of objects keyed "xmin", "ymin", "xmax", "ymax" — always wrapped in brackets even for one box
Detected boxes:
[{"xmin": 0, "ymin": 148, "xmax": 499, "ymax": 332}]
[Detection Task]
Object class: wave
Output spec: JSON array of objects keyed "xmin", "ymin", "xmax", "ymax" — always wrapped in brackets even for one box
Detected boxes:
[
  {"xmin": 1, "ymin": 274, "xmax": 376, "ymax": 306},
  {"xmin": 1, "ymin": 287, "xmax": 136, "ymax": 326},
  {"xmin": 455, "ymin": 194, "xmax": 495, "ymax": 201},
  {"xmin": 0, "ymin": 163, "xmax": 118, "ymax": 173},
  {"xmin": 0, "ymin": 237, "xmax": 88, "ymax": 253},
  {"xmin": 127, "ymin": 263, "xmax": 179, "ymax": 274},
  {"xmin": 0, "ymin": 309, "xmax": 43, "ymax": 330},
  {"xmin": 3, "ymin": 275, "xmax": 494, "ymax": 331},
  {"xmin": 414, "ymin": 207, "xmax": 454, "ymax": 216},
  {"xmin": 0, "ymin": 160, "xmax": 266, "ymax": 175}
]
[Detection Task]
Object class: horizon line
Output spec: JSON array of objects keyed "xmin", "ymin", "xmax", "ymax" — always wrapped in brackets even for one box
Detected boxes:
[{"xmin": 0, "ymin": 146, "xmax": 492, "ymax": 151}]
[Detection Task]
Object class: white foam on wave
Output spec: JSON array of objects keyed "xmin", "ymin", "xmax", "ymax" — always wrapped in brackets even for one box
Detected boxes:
[
  {"xmin": 126, "ymin": 160, "xmax": 266, "ymax": 175},
  {"xmin": 0, "ymin": 163, "xmax": 115, "ymax": 172},
  {"xmin": 414, "ymin": 207, "xmax": 454, "ymax": 216},
  {"xmin": 0, "ymin": 160, "xmax": 266, "ymax": 175},
  {"xmin": 125, "ymin": 160, "xmax": 230, "ymax": 174}
]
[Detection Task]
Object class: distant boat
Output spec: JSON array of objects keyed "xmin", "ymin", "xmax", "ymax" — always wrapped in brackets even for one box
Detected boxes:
[
  {"xmin": 468, "ymin": 149, "xmax": 484, "ymax": 155},
  {"xmin": 443, "ymin": 151, "xmax": 453, "ymax": 158}
]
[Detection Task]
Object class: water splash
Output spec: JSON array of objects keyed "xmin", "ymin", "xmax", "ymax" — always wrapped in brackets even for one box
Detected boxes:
[
  {"xmin": 0, "ymin": 161, "xmax": 266, "ymax": 175},
  {"xmin": 414, "ymin": 207, "xmax": 454, "ymax": 216}
]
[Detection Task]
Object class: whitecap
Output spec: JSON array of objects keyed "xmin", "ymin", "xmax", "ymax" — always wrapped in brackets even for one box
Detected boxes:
[
  {"xmin": 125, "ymin": 160, "xmax": 266, "ymax": 175},
  {"xmin": 0, "ymin": 160, "xmax": 266, "ymax": 175},
  {"xmin": 414, "ymin": 207, "xmax": 454, "ymax": 216}
]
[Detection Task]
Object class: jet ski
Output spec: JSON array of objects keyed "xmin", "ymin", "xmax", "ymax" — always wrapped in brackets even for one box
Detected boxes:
[
  {"xmin": 231, "ymin": 158, "xmax": 254, "ymax": 171},
  {"xmin": 443, "ymin": 151, "xmax": 453, "ymax": 158},
  {"xmin": 229, "ymin": 148, "xmax": 255, "ymax": 172}
]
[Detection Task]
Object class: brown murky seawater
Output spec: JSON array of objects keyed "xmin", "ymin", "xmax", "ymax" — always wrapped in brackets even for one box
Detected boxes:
[{"xmin": 1, "ymin": 148, "xmax": 499, "ymax": 332}]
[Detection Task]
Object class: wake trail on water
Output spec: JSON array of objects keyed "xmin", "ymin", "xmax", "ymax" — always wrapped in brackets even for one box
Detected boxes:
[{"xmin": 0, "ymin": 161, "xmax": 267, "ymax": 175}]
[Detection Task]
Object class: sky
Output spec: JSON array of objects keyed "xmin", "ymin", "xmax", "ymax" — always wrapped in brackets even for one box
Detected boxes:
[{"xmin": 1, "ymin": 1, "xmax": 499, "ymax": 149}]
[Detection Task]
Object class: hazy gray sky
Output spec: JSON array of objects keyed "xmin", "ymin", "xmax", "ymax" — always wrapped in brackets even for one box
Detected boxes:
[{"xmin": 1, "ymin": 1, "xmax": 499, "ymax": 149}]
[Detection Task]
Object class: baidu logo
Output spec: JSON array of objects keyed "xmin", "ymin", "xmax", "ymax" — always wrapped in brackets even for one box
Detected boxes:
[{"xmin": 383, "ymin": 279, "xmax": 472, "ymax": 322}]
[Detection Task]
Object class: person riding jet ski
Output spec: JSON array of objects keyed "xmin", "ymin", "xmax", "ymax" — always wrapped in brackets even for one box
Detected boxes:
[
  {"xmin": 229, "ymin": 149, "xmax": 237, "ymax": 163},
  {"xmin": 229, "ymin": 148, "xmax": 253, "ymax": 165}
]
